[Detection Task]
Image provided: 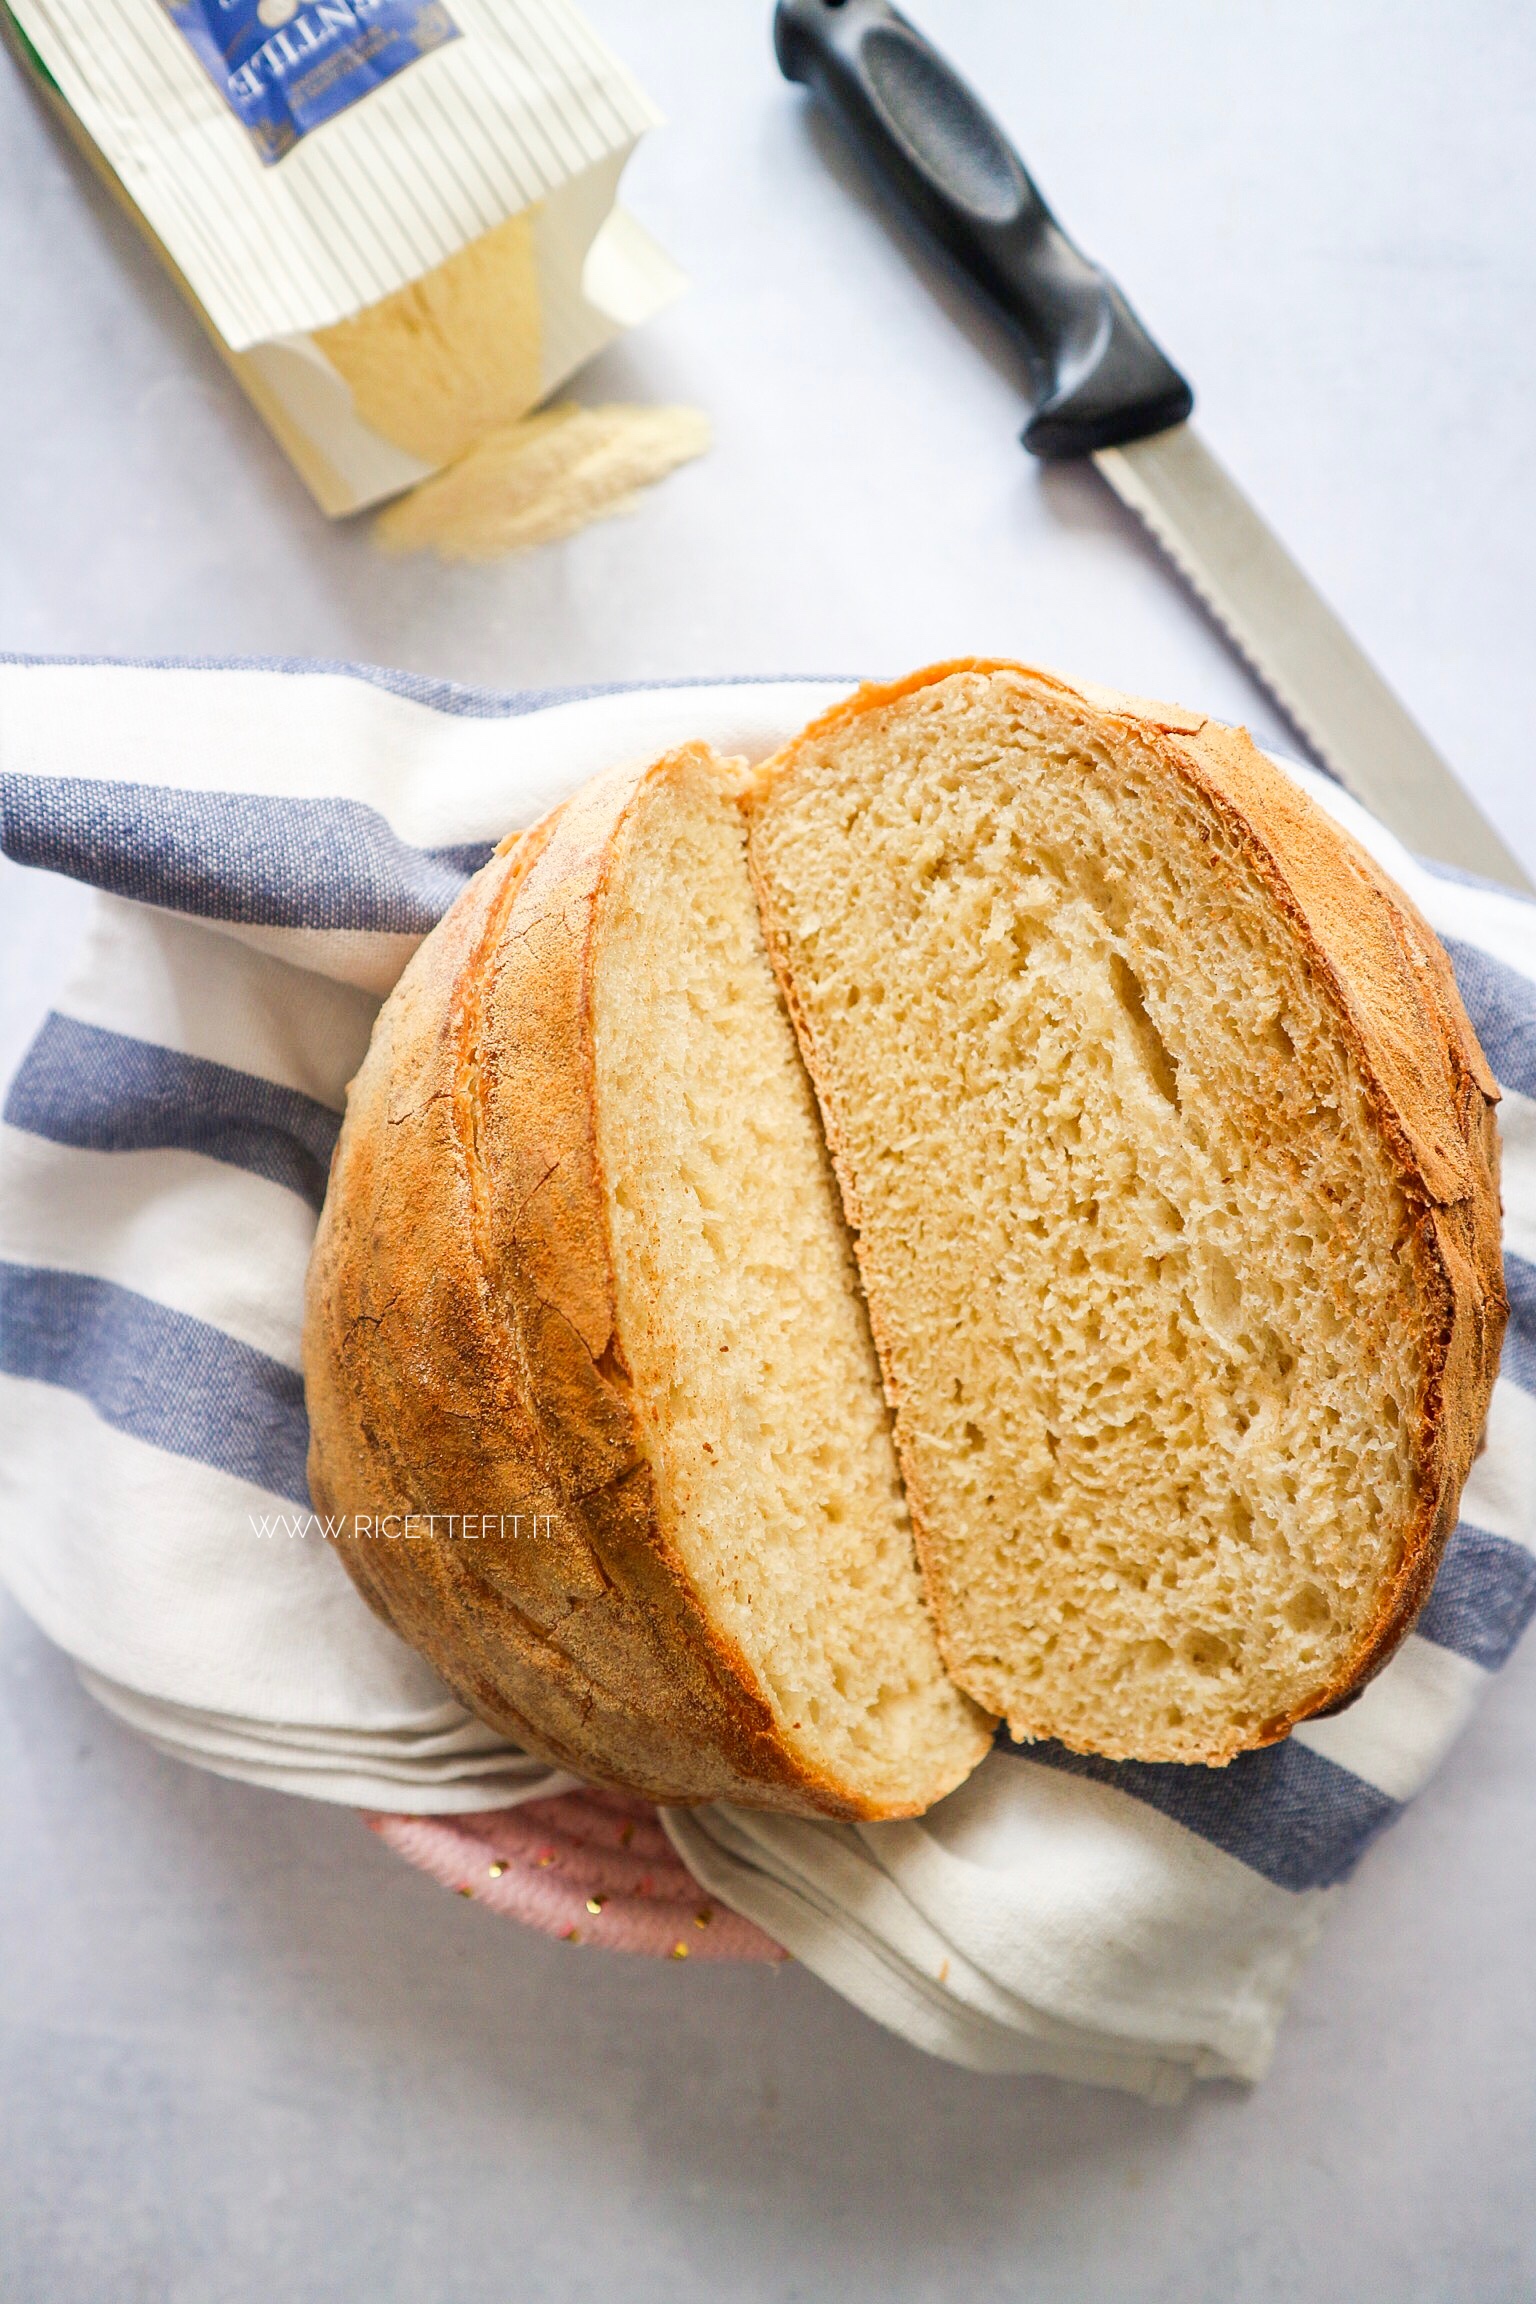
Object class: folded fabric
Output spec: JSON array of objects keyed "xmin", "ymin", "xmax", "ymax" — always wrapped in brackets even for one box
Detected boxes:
[{"xmin": 1, "ymin": 657, "xmax": 1533, "ymax": 2100}]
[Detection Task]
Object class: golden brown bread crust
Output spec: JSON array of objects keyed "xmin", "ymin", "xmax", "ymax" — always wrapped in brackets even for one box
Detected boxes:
[
  {"xmin": 309, "ymin": 664, "xmax": 1506, "ymax": 1784},
  {"xmin": 743, "ymin": 659, "xmax": 1507, "ymax": 1752},
  {"xmin": 303, "ymin": 749, "xmax": 929, "ymax": 1819}
]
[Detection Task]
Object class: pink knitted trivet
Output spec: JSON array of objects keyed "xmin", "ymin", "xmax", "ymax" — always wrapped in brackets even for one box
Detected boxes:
[{"xmin": 368, "ymin": 1786, "xmax": 785, "ymax": 1961}]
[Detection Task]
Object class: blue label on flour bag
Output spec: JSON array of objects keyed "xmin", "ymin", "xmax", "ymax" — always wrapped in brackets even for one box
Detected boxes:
[{"xmin": 164, "ymin": 0, "xmax": 460, "ymax": 164}]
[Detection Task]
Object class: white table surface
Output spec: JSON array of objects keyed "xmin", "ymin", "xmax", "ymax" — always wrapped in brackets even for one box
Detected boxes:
[{"xmin": 3, "ymin": 5, "xmax": 1535, "ymax": 2296}]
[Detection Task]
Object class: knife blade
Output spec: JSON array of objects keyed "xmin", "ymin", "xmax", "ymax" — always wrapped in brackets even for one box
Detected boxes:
[{"xmin": 774, "ymin": 0, "xmax": 1532, "ymax": 894}]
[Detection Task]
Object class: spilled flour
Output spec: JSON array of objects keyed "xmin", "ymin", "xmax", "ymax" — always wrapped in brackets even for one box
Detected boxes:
[{"xmin": 375, "ymin": 402, "xmax": 712, "ymax": 562}]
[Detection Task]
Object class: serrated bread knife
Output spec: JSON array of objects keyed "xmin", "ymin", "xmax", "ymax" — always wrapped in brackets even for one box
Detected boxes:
[{"xmin": 774, "ymin": 0, "xmax": 1532, "ymax": 894}]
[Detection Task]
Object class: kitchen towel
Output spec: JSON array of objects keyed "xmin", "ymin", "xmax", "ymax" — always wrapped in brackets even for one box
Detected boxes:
[{"xmin": 2, "ymin": 656, "xmax": 1533, "ymax": 2098}]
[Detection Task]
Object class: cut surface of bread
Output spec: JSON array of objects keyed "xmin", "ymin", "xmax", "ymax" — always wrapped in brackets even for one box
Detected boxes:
[
  {"xmin": 744, "ymin": 662, "xmax": 1505, "ymax": 1764},
  {"xmin": 592, "ymin": 752, "xmax": 989, "ymax": 1806},
  {"xmin": 304, "ymin": 743, "xmax": 989, "ymax": 1818}
]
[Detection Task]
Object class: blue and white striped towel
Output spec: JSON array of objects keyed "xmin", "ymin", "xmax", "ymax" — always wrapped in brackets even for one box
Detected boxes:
[{"xmin": 2, "ymin": 658, "xmax": 1534, "ymax": 2101}]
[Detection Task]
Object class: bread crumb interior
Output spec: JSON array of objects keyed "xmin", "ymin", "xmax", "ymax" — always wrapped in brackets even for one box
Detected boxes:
[
  {"xmin": 747, "ymin": 675, "xmax": 1426, "ymax": 1762},
  {"xmin": 592, "ymin": 752, "xmax": 990, "ymax": 1811}
]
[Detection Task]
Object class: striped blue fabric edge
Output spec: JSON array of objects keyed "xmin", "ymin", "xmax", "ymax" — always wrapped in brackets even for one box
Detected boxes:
[
  {"xmin": 1416, "ymin": 1522, "xmax": 1536, "ymax": 1670},
  {"xmin": 1007, "ymin": 1734, "xmax": 1399, "ymax": 1892},
  {"xmin": 1416, "ymin": 857, "xmax": 1529, "ymax": 899},
  {"xmin": 4, "ymin": 1014, "xmax": 343, "ymax": 1212},
  {"xmin": 1440, "ymin": 938, "xmax": 1536, "ymax": 1101},
  {"xmin": 0, "ymin": 776, "xmax": 494, "ymax": 935},
  {"xmin": 0, "ymin": 1260, "xmax": 309, "ymax": 1505},
  {"xmin": 1498, "ymin": 1250, "xmax": 1536, "ymax": 1392}
]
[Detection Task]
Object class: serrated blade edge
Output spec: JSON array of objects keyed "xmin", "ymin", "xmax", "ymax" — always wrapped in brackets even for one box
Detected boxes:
[{"xmin": 1094, "ymin": 425, "xmax": 1531, "ymax": 892}]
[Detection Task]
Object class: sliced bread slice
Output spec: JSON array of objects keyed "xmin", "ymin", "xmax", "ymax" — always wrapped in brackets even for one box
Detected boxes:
[
  {"xmin": 743, "ymin": 661, "xmax": 1505, "ymax": 1764},
  {"xmin": 304, "ymin": 743, "xmax": 991, "ymax": 1817}
]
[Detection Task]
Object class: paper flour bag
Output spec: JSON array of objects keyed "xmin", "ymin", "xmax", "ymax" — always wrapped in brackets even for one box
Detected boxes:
[{"xmin": 4, "ymin": 0, "xmax": 684, "ymax": 512}]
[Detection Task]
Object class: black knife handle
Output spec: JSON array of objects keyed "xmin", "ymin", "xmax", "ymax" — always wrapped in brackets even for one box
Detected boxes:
[{"xmin": 774, "ymin": 0, "xmax": 1193, "ymax": 458}]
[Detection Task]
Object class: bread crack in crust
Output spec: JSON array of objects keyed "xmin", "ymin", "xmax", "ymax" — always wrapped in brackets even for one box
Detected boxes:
[{"xmin": 744, "ymin": 662, "xmax": 1505, "ymax": 1763}]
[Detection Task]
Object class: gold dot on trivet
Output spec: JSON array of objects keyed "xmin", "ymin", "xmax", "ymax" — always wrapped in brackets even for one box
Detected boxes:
[
  {"xmin": 535, "ymin": 1853, "xmax": 555, "ymax": 1868},
  {"xmin": 669, "ymin": 1941, "xmax": 689, "ymax": 1960},
  {"xmin": 457, "ymin": 1886, "xmax": 473, "ymax": 1899},
  {"xmin": 694, "ymin": 1908, "xmax": 713, "ymax": 1929},
  {"xmin": 487, "ymin": 1862, "xmax": 507, "ymax": 1878},
  {"xmin": 562, "ymin": 1927, "xmax": 581, "ymax": 1943},
  {"xmin": 585, "ymin": 1896, "xmax": 605, "ymax": 1915}
]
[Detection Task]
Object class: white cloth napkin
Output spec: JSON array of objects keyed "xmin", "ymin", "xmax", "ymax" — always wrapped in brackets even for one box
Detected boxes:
[{"xmin": 2, "ymin": 657, "xmax": 1533, "ymax": 2100}]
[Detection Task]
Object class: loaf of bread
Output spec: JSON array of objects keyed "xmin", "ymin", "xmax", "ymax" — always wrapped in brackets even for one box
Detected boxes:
[
  {"xmin": 744, "ymin": 661, "xmax": 1506, "ymax": 1763},
  {"xmin": 304, "ymin": 744, "xmax": 992, "ymax": 1818},
  {"xmin": 305, "ymin": 661, "xmax": 1505, "ymax": 1798}
]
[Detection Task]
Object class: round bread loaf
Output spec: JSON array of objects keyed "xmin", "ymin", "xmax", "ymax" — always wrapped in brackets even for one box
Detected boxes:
[{"xmin": 307, "ymin": 665, "xmax": 1507, "ymax": 1789}]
